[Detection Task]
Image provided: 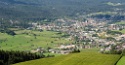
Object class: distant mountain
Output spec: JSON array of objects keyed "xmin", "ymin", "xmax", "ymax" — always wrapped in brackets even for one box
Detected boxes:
[
  {"xmin": 0, "ymin": 0, "xmax": 125, "ymax": 22},
  {"xmin": 0, "ymin": 0, "xmax": 27, "ymax": 5}
]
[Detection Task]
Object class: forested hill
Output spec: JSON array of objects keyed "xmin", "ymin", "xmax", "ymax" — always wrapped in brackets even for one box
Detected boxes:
[{"xmin": 0, "ymin": 0, "xmax": 125, "ymax": 21}]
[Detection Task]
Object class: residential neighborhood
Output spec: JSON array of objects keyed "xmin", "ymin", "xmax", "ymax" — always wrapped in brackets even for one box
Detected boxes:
[{"xmin": 28, "ymin": 18, "xmax": 125, "ymax": 55}]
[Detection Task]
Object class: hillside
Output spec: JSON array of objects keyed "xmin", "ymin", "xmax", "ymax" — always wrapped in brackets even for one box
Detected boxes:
[
  {"xmin": 13, "ymin": 49, "xmax": 120, "ymax": 65},
  {"xmin": 1, "ymin": 0, "xmax": 125, "ymax": 21}
]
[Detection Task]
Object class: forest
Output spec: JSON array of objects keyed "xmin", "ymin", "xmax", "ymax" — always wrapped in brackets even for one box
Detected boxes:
[
  {"xmin": 0, "ymin": 0, "xmax": 125, "ymax": 22},
  {"xmin": 0, "ymin": 50, "xmax": 45, "ymax": 65}
]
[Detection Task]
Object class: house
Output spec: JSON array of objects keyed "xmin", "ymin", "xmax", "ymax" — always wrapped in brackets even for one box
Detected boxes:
[
  {"xmin": 60, "ymin": 50, "xmax": 72, "ymax": 54},
  {"xmin": 120, "ymin": 34, "xmax": 125, "ymax": 38},
  {"xmin": 49, "ymin": 49, "xmax": 72, "ymax": 54},
  {"xmin": 31, "ymin": 47, "xmax": 44, "ymax": 53},
  {"xmin": 122, "ymin": 43, "xmax": 125, "ymax": 49},
  {"xmin": 58, "ymin": 44, "xmax": 76, "ymax": 50}
]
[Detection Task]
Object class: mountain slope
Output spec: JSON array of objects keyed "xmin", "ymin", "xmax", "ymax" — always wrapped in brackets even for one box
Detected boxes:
[{"xmin": 0, "ymin": 0, "xmax": 125, "ymax": 21}]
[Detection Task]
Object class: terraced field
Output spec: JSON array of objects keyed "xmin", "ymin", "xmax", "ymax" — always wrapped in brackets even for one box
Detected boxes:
[
  {"xmin": 13, "ymin": 49, "xmax": 120, "ymax": 65},
  {"xmin": 117, "ymin": 56, "xmax": 125, "ymax": 65}
]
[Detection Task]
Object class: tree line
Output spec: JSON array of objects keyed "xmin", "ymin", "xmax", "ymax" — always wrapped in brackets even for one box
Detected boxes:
[{"xmin": 0, "ymin": 50, "xmax": 45, "ymax": 65}]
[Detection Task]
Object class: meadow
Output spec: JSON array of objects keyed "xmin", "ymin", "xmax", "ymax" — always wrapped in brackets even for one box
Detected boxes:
[
  {"xmin": 0, "ymin": 30, "xmax": 73, "ymax": 51},
  {"xmin": 115, "ymin": 21, "xmax": 125, "ymax": 25},
  {"xmin": 13, "ymin": 49, "xmax": 120, "ymax": 65},
  {"xmin": 113, "ymin": 29, "xmax": 125, "ymax": 34},
  {"xmin": 117, "ymin": 56, "xmax": 125, "ymax": 65},
  {"xmin": 119, "ymin": 29, "xmax": 125, "ymax": 34}
]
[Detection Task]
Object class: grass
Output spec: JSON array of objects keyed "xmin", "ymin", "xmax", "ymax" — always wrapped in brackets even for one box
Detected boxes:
[
  {"xmin": 13, "ymin": 49, "xmax": 120, "ymax": 65},
  {"xmin": 115, "ymin": 21, "xmax": 125, "ymax": 25},
  {"xmin": 87, "ymin": 11, "xmax": 117, "ymax": 17},
  {"xmin": 106, "ymin": 2, "xmax": 122, "ymax": 6},
  {"xmin": 0, "ymin": 30, "xmax": 73, "ymax": 51},
  {"xmin": 112, "ymin": 29, "xmax": 125, "ymax": 34},
  {"xmin": 117, "ymin": 56, "xmax": 125, "ymax": 65},
  {"xmin": 120, "ymin": 29, "xmax": 125, "ymax": 34}
]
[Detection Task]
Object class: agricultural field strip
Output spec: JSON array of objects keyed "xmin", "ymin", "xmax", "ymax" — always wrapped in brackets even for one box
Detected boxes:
[
  {"xmin": 117, "ymin": 56, "xmax": 125, "ymax": 65},
  {"xmin": 13, "ymin": 51, "xmax": 120, "ymax": 65}
]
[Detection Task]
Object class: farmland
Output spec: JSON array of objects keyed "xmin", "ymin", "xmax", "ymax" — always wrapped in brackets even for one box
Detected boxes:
[
  {"xmin": 13, "ymin": 49, "xmax": 120, "ymax": 65},
  {"xmin": 117, "ymin": 56, "xmax": 125, "ymax": 65},
  {"xmin": 0, "ymin": 30, "xmax": 73, "ymax": 51}
]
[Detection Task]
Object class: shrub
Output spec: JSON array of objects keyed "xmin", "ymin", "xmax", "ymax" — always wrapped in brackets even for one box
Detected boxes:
[
  {"xmin": 71, "ymin": 49, "xmax": 80, "ymax": 53},
  {"xmin": 122, "ymin": 49, "xmax": 125, "ymax": 56}
]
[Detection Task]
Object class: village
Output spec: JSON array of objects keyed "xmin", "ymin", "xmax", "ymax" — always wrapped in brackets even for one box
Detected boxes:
[{"xmin": 29, "ymin": 18, "xmax": 125, "ymax": 55}]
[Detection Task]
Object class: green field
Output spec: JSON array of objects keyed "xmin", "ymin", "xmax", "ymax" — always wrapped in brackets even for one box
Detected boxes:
[
  {"xmin": 117, "ymin": 56, "xmax": 125, "ymax": 65},
  {"xmin": 13, "ymin": 49, "xmax": 120, "ymax": 65},
  {"xmin": 0, "ymin": 30, "xmax": 73, "ymax": 51},
  {"xmin": 113, "ymin": 29, "xmax": 125, "ymax": 34},
  {"xmin": 115, "ymin": 21, "xmax": 125, "ymax": 25},
  {"xmin": 120, "ymin": 29, "xmax": 125, "ymax": 34}
]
